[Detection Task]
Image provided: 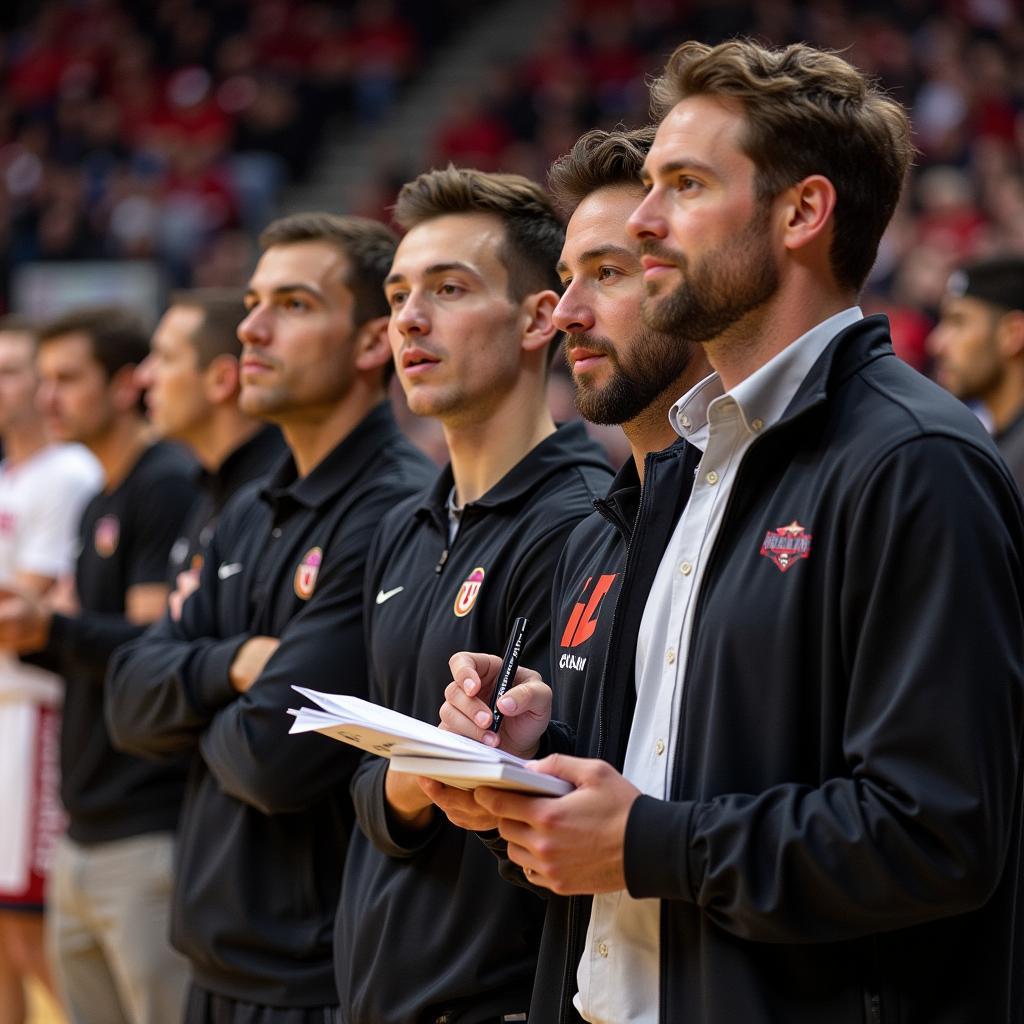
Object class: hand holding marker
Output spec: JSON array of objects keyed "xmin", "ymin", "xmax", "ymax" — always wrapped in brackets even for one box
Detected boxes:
[{"xmin": 489, "ymin": 617, "xmax": 529, "ymax": 733}]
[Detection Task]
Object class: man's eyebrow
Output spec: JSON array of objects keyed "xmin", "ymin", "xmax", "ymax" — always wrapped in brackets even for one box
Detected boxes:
[
  {"xmin": 557, "ymin": 245, "xmax": 636, "ymax": 278},
  {"xmin": 246, "ymin": 283, "xmax": 326, "ymax": 302},
  {"xmin": 652, "ymin": 158, "xmax": 716, "ymax": 179},
  {"xmin": 384, "ymin": 261, "xmax": 483, "ymax": 288}
]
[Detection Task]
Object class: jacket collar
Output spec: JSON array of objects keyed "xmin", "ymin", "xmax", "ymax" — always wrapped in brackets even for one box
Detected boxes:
[
  {"xmin": 260, "ymin": 402, "xmax": 400, "ymax": 512},
  {"xmin": 416, "ymin": 420, "xmax": 608, "ymax": 524},
  {"xmin": 779, "ymin": 313, "xmax": 894, "ymax": 425}
]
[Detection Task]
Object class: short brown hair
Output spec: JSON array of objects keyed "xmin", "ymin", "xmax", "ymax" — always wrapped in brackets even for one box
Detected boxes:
[
  {"xmin": 393, "ymin": 166, "xmax": 564, "ymax": 299},
  {"xmin": 547, "ymin": 126, "xmax": 655, "ymax": 215},
  {"xmin": 650, "ymin": 39, "xmax": 913, "ymax": 291},
  {"xmin": 38, "ymin": 306, "xmax": 149, "ymax": 379},
  {"xmin": 169, "ymin": 288, "xmax": 246, "ymax": 367},
  {"xmin": 258, "ymin": 213, "xmax": 398, "ymax": 325}
]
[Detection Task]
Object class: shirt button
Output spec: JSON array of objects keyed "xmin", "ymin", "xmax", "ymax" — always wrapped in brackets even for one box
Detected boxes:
[
  {"xmin": 679, "ymin": 561, "xmax": 692, "ymax": 576},
  {"xmin": 680, "ymin": 415, "xmax": 691, "ymax": 429},
  {"xmin": 706, "ymin": 470, "xmax": 719, "ymax": 485},
  {"xmin": 666, "ymin": 648, "xmax": 676, "ymax": 665},
  {"xmin": 597, "ymin": 941, "xmax": 609, "ymax": 958},
  {"xmin": 271, "ymin": 527, "xmax": 282, "ymax": 538},
  {"xmin": 655, "ymin": 739, "xmax": 665, "ymax": 755},
  {"xmin": 752, "ymin": 417, "xmax": 764, "ymax": 431}
]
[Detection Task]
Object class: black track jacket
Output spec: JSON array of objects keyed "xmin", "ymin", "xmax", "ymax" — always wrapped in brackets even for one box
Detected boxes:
[
  {"xmin": 529, "ymin": 316, "xmax": 1024, "ymax": 1024},
  {"xmin": 335, "ymin": 421, "xmax": 611, "ymax": 1024},
  {"xmin": 105, "ymin": 403, "xmax": 434, "ymax": 1008}
]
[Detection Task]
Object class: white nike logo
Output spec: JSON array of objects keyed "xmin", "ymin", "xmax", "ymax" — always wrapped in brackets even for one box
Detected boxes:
[
  {"xmin": 218, "ymin": 562, "xmax": 244, "ymax": 580},
  {"xmin": 375, "ymin": 586, "xmax": 404, "ymax": 604}
]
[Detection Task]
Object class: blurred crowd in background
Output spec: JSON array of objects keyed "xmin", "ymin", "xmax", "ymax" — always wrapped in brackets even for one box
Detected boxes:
[{"xmin": 0, "ymin": 0, "xmax": 1021, "ymax": 451}]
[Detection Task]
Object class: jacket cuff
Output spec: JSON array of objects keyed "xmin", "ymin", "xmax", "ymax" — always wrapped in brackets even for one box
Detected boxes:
[
  {"xmin": 624, "ymin": 794, "xmax": 696, "ymax": 902},
  {"xmin": 378, "ymin": 762, "xmax": 444, "ymax": 856},
  {"xmin": 185, "ymin": 634, "xmax": 250, "ymax": 713}
]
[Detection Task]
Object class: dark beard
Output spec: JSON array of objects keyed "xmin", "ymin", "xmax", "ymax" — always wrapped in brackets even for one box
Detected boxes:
[
  {"xmin": 566, "ymin": 328, "xmax": 693, "ymax": 426},
  {"xmin": 641, "ymin": 204, "xmax": 778, "ymax": 342}
]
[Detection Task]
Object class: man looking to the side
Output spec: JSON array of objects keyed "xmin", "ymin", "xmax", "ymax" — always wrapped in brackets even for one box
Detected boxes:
[
  {"xmin": 439, "ymin": 39, "xmax": 1024, "ymax": 1024},
  {"xmin": 134, "ymin": 288, "xmax": 284, "ymax": 616},
  {"xmin": 0, "ymin": 307, "xmax": 196, "ymax": 1024},
  {"xmin": 106, "ymin": 213, "xmax": 434, "ymax": 1024},
  {"xmin": 0, "ymin": 318, "xmax": 100, "ymax": 1023},
  {"xmin": 928, "ymin": 255, "xmax": 1024, "ymax": 490},
  {"xmin": 333, "ymin": 166, "xmax": 612, "ymax": 1024},
  {"xmin": 426, "ymin": 128, "xmax": 709, "ymax": 851}
]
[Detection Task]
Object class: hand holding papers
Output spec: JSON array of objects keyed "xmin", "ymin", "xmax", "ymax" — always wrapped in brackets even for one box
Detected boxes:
[{"xmin": 288, "ymin": 686, "xmax": 572, "ymax": 797}]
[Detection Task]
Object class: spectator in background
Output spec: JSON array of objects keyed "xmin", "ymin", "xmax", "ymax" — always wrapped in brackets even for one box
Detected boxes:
[
  {"xmin": 0, "ymin": 317, "xmax": 101, "ymax": 1024},
  {"xmin": 0, "ymin": 307, "xmax": 196, "ymax": 1024},
  {"xmin": 133, "ymin": 287, "xmax": 284, "ymax": 617},
  {"xmin": 929, "ymin": 256, "xmax": 1024, "ymax": 490}
]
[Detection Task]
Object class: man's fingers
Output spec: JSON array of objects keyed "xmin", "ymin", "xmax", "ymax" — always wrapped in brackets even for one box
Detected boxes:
[
  {"xmin": 448, "ymin": 651, "xmax": 503, "ymax": 696},
  {"xmin": 494, "ymin": 679, "xmax": 552, "ymax": 719}
]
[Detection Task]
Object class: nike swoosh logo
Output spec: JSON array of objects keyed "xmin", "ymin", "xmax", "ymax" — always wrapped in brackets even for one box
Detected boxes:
[
  {"xmin": 218, "ymin": 562, "xmax": 244, "ymax": 580},
  {"xmin": 375, "ymin": 586, "xmax": 404, "ymax": 604}
]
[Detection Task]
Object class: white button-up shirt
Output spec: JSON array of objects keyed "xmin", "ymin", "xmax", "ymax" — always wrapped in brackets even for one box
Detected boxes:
[{"xmin": 574, "ymin": 307, "xmax": 863, "ymax": 1024}]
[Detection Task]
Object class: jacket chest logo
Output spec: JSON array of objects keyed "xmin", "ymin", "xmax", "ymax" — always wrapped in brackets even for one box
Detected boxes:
[
  {"xmin": 560, "ymin": 573, "xmax": 618, "ymax": 649},
  {"xmin": 453, "ymin": 566, "xmax": 485, "ymax": 617},
  {"xmin": 94, "ymin": 515, "xmax": 120, "ymax": 558},
  {"xmin": 294, "ymin": 546, "xmax": 323, "ymax": 600},
  {"xmin": 759, "ymin": 520, "xmax": 812, "ymax": 573}
]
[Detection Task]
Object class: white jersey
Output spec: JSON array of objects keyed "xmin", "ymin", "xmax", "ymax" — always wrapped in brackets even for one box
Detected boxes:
[{"xmin": 0, "ymin": 442, "xmax": 102, "ymax": 705}]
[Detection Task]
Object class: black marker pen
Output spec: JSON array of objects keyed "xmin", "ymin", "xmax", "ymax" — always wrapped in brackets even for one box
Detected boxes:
[{"xmin": 489, "ymin": 616, "xmax": 529, "ymax": 733}]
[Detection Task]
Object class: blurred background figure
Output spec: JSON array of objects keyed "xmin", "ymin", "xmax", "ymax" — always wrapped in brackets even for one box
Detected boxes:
[
  {"xmin": 0, "ymin": 317, "xmax": 100, "ymax": 1024},
  {"xmin": 929, "ymin": 256, "xmax": 1024, "ymax": 491}
]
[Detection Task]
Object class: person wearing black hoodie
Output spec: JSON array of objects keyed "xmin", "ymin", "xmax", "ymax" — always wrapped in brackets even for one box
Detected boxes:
[{"xmin": 333, "ymin": 167, "xmax": 611, "ymax": 1024}]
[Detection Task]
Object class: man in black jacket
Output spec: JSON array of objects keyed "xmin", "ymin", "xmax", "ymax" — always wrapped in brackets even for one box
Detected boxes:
[
  {"xmin": 134, "ymin": 287, "xmax": 285, "ymax": 615},
  {"xmin": 333, "ymin": 167, "xmax": 612, "ymax": 1024},
  {"xmin": 105, "ymin": 213, "xmax": 434, "ymax": 1024},
  {"xmin": 440, "ymin": 40, "xmax": 1024, "ymax": 1024},
  {"xmin": 0, "ymin": 307, "xmax": 197, "ymax": 1024}
]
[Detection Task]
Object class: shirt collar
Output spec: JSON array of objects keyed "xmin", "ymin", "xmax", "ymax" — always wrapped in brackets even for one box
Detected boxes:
[
  {"xmin": 669, "ymin": 307, "xmax": 863, "ymax": 450},
  {"xmin": 261, "ymin": 402, "xmax": 398, "ymax": 512}
]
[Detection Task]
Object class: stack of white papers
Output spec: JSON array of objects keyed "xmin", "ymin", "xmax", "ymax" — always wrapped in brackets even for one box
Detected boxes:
[{"xmin": 288, "ymin": 686, "xmax": 572, "ymax": 796}]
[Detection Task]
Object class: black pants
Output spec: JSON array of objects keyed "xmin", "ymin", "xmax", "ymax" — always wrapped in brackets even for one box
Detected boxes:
[{"xmin": 183, "ymin": 985, "xmax": 337, "ymax": 1024}]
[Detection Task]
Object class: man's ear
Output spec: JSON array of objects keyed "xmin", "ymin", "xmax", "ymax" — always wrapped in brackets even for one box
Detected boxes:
[
  {"xmin": 520, "ymin": 290, "xmax": 559, "ymax": 355},
  {"xmin": 997, "ymin": 309, "xmax": 1024, "ymax": 360},
  {"xmin": 110, "ymin": 364, "xmax": 143, "ymax": 414},
  {"xmin": 353, "ymin": 315, "xmax": 393, "ymax": 372},
  {"xmin": 202, "ymin": 353, "xmax": 242, "ymax": 404},
  {"xmin": 780, "ymin": 174, "xmax": 837, "ymax": 255}
]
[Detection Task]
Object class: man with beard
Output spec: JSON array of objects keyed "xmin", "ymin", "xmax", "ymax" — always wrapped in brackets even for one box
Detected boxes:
[
  {"xmin": 436, "ymin": 39, "xmax": 1024, "ymax": 1024},
  {"xmin": 333, "ymin": 167, "xmax": 611, "ymax": 1024},
  {"xmin": 928, "ymin": 256, "xmax": 1024, "ymax": 491}
]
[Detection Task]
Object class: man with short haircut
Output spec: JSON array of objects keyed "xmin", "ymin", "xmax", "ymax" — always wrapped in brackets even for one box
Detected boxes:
[
  {"xmin": 0, "ymin": 306, "xmax": 197, "ymax": 1024},
  {"xmin": 928, "ymin": 256, "xmax": 1024, "ymax": 490},
  {"xmin": 106, "ymin": 213, "xmax": 434, "ymax": 1024},
  {"xmin": 0, "ymin": 319, "xmax": 101, "ymax": 1023},
  {"xmin": 134, "ymin": 288, "xmax": 284, "ymax": 615},
  {"xmin": 427, "ymin": 128, "xmax": 708, "ymax": 844},
  {"xmin": 333, "ymin": 166, "xmax": 612, "ymax": 1024},
  {"xmin": 439, "ymin": 40, "xmax": 1024, "ymax": 1023}
]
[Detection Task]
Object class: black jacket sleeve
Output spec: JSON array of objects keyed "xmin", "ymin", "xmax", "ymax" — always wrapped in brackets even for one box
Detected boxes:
[
  {"xmin": 624, "ymin": 437, "xmax": 1024, "ymax": 942},
  {"xmin": 105, "ymin": 524, "xmax": 250, "ymax": 759},
  {"xmin": 196, "ymin": 512, "xmax": 379, "ymax": 817}
]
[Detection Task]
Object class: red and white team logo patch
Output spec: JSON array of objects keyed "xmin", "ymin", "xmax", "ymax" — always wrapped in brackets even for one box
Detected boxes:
[
  {"xmin": 453, "ymin": 566, "xmax": 485, "ymax": 617},
  {"xmin": 94, "ymin": 515, "xmax": 120, "ymax": 558},
  {"xmin": 759, "ymin": 520, "xmax": 812, "ymax": 573},
  {"xmin": 294, "ymin": 546, "xmax": 323, "ymax": 600}
]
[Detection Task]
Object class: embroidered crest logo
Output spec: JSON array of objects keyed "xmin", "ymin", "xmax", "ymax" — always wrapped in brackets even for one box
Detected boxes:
[
  {"xmin": 759, "ymin": 520, "xmax": 812, "ymax": 573},
  {"xmin": 294, "ymin": 546, "xmax": 323, "ymax": 600},
  {"xmin": 453, "ymin": 566, "xmax": 485, "ymax": 617},
  {"xmin": 94, "ymin": 515, "xmax": 120, "ymax": 558}
]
